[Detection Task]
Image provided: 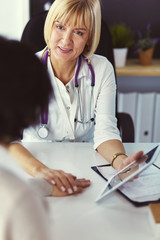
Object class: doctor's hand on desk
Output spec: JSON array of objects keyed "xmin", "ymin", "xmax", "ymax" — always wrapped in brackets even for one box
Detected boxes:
[
  {"xmin": 37, "ymin": 168, "xmax": 91, "ymax": 196},
  {"xmin": 8, "ymin": 143, "xmax": 90, "ymax": 197},
  {"xmin": 51, "ymin": 178, "xmax": 91, "ymax": 196}
]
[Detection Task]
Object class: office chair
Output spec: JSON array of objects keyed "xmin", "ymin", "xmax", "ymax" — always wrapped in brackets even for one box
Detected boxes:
[
  {"xmin": 117, "ymin": 112, "xmax": 134, "ymax": 142},
  {"xmin": 21, "ymin": 11, "xmax": 48, "ymax": 53},
  {"xmin": 21, "ymin": 11, "xmax": 135, "ymax": 142}
]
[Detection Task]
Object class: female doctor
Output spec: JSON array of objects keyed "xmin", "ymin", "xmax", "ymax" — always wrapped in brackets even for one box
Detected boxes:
[{"xmin": 9, "ymin": 0, "xmax": 146, "ymax": 196}]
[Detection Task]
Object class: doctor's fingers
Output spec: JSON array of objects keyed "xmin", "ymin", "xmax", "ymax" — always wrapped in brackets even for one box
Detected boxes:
[
  {"xmin": 39, "ymin": 168, "xmax": 77, "ymax": 181},
  {"xmin": 40, "ymin": 168, "xmax": 76, "ymax": 188},
  {"xmin": 126, "ymin": 151, "xmax": 147, "ymax": 165},
  {"xmin": 120, "ymin": 152, "xmax": 148, "ymax": 181},
  {"xmin": 49, "ymin": 171, "xmax": 79, "ymax": 194},
  {"xmin": 118, "ymin": 151, "xmax": 146, "ymax": 171},
  {"xmin": 51, "ymin": 185, "xmax": 83, "ymax": 197}
]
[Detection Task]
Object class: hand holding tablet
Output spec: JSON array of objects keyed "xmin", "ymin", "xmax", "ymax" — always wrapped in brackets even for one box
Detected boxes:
[{"xmin": 93, "ymin": 145, "xmax": 160, "ymax": 204}]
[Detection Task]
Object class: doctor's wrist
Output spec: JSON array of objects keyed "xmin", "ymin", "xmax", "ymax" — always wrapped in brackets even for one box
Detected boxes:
[
  {"xmin": 111, "ymin": 152, "xmax": 128, "ymax": 169},
  {"xmin": 33, "ymin": 165, "xmax": 50, "ymax": 178}
]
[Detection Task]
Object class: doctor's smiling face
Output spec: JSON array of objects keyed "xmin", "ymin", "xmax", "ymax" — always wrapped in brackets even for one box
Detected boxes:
[{"xmin": 49, "ymin": 17, "xmax": 90, "ymax": 64}]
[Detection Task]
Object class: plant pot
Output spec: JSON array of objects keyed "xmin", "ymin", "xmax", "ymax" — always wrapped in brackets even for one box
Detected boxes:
[
  {"xmin": 138, "ymin": 47, "xmax": 154, "ymax": 66},
  {"xmin": 113, "ymin": 48, "xmax": 128, "ymax": 68}
]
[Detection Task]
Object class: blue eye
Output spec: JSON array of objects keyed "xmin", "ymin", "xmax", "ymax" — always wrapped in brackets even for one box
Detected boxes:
[
  {"xmin": 56, "ymin": 25, "xmax": 64, "ymax": 30},
  {"xmin": 75, "ymin": 31, "xmax": 83, "ymax": 36}
]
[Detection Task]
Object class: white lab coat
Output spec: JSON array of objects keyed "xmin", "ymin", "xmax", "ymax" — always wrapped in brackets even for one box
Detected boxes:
[{"xmin": 23, "ymin": 51, "xmax": 121, "ymax": 149}]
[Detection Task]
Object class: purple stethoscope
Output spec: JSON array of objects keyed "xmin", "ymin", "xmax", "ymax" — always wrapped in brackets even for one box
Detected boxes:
[{"xmin": 37, "ymin": 50, "xmax": 95, "ymax": 139}]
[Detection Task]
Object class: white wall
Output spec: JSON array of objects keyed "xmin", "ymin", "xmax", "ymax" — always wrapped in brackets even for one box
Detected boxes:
[{"xmin": 0, "ymin": 0, "xmax": 29, "ymax": 40}]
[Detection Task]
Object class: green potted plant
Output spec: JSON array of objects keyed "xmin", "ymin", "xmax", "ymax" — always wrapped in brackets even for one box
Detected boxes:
[
  {"xmin": 109, "ymin": 23, "xmax": 134, "ymax": 67},
  {"xmin": 135, "ymin": 24, "xmax": 159, "ymax": 66}
]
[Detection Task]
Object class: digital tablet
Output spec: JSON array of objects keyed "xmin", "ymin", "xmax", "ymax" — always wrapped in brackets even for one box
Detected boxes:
[{"xmin": 95, "ymin": 145, "xmax": 160, "ymax": 203}]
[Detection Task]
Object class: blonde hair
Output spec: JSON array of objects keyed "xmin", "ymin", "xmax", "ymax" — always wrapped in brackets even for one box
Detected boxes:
[{"xmin": 44, "ymin": 0, "xmax": 101, "ymax": 57}]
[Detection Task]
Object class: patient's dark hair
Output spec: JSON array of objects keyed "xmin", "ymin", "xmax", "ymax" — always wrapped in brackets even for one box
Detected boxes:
[{"xmin": 0, "ymin": 36, "xmax": 52, "ymax": 142}]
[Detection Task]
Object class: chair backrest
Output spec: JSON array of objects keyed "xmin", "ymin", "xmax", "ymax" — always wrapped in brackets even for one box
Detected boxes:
[
  {"xmin": 95, "ymin": 19, "xmax": 115, "ymax": 69},
  {"xmin": 21, "ymin": 11, "xmax": 48, "ymax": 53},
  {"xmin": 117, "ymin": 112, "xmax": 135, "ymax": 142},
  {"xmin": 21, "ymin": 12, "xmax": 134, "ymax": 142}
]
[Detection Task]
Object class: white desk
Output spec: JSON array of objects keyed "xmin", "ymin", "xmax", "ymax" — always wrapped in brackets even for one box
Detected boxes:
[{"xmin": 23, "ymin": 142, "xmax": 159, "ymax": 240}]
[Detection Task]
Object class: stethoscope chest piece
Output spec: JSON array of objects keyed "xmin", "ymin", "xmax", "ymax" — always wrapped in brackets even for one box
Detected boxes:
[{"xmin": 37, "ymin": 125, "xmax": 49, "ymax": 139}]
